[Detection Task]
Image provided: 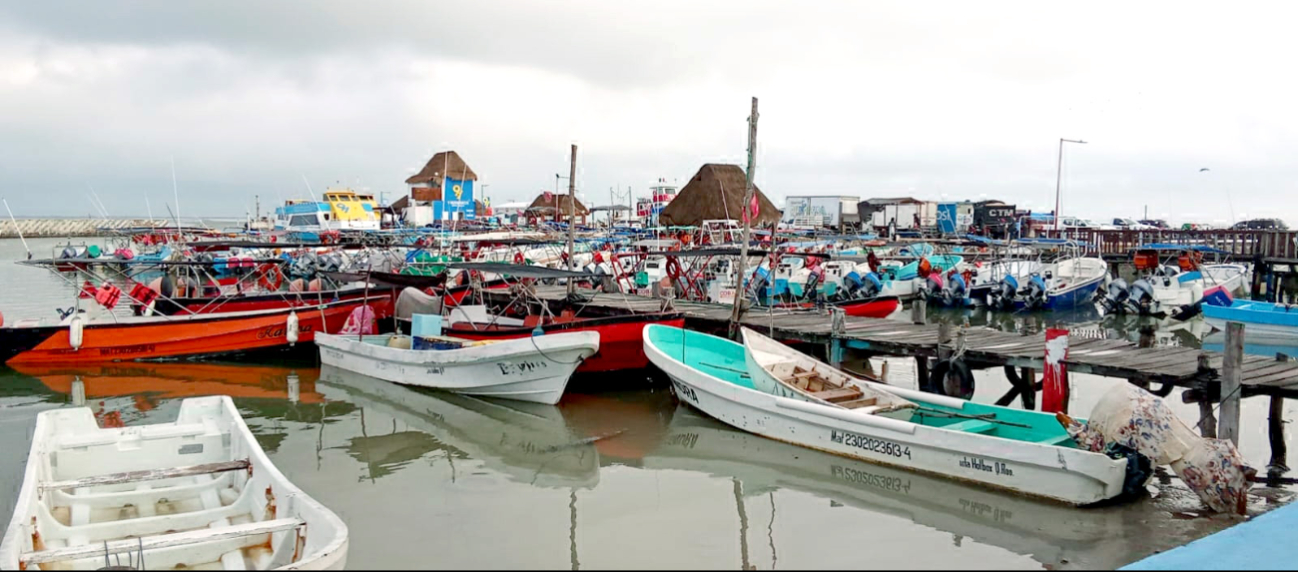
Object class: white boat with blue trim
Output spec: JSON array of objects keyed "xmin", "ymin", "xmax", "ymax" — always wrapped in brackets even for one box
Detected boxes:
[
  {"xmin": 316, "ymin": 331, "xmax": 598, "ymax": 405},
  {"xmin": 642, "ymin": 324, "xmax": 1129, "ymax": 505}
]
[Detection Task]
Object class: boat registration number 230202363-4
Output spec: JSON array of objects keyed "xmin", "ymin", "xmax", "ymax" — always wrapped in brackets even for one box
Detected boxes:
[{"xmin": 830, "ymin": 429, "xmax": 912, "ymax": 460}]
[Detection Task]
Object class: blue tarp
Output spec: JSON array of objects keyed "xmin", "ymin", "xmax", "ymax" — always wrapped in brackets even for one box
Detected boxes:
[
  {"xmin": 1134, "ymin": 243, "xmax": 1230, "ymax": 254},
  {"xmin": 1121, "ymin": 501, "xmax": 1298, "ymax": 570},
  {"xmin": 964, "ymin": 234, "xmax": 1007, "ymax": 246}
]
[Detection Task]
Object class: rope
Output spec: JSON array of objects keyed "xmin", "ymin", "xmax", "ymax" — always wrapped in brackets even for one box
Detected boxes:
[{"xmin": 527, "ymin": 332, "xmax": 587, "ymax": 365}]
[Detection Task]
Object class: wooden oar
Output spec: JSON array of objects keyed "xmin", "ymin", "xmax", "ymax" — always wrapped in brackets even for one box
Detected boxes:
[
  {"xmin": 914, "ymin": 407, "xmax": 1032, "ymax": 429},
  {"xmin": 700, "ymin": 361, "xmax": 751, "ymax": 378}
]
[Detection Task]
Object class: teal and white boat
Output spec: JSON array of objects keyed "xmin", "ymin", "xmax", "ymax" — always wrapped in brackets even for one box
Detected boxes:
[{"xmin": 642, "ymin": 324, "xmax": 1128, "ymax": 505}]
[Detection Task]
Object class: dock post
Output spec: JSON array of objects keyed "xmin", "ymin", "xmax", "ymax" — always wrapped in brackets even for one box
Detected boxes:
[
  {"xmin": 1041, "ymin": 328, "xmax": 1070, "ymax": 414},
  {"xmin": 829, "ymin": 307, "xmax": 846, "ymax": 368},
  {"xmin": 1196, "ymin": 352, "xmax": 1218, "ymax": 438},
  {"xmin": 1220, "ymin": 322, "xmax": 1244, "ymax": 446},
  {"xmin": 1269, "ymin": 394, "xmax": 1290, "ymax": 482},
  {"xmin": 1021, "ymin": 367, "xmax": 1037, "ymax": 410},
  {"xmin": 1251, "ymin": 260, "xmax": 1265, "ymax": 301},
  {"xmin": 911, "ymin": 298, "xmax": 927, "ymax": 325}
]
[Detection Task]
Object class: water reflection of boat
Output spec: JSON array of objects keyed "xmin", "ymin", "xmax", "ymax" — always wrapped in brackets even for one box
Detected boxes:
[
  {"xmin": 643, "ymin": 406, "xmax": 1130, "ymax": 569},
  {"xmin": 317, "ymin": 365, "xmax": 600, "ymax": 489},
  {"xmin": 1071, "ymin": 314, "xmax": 1212, "ymax": 349},
  {"xmin": 7, "ymin": 361, "xmax": 326, "ymax": 404},
  {"xmin": 1202, "ymin": 331, "xmax": 1298, "ymax": 359}
]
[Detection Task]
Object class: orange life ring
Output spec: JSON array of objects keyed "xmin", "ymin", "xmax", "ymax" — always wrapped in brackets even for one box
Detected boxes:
[{"xmin": 258, "ymin": 263, "xmax": 284, "ymax": 291}]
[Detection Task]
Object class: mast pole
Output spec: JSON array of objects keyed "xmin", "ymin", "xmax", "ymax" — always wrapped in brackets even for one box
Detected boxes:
[
  {"xmin": 730, "ymin": 97, "xmax": 759, "ymax": 335},
  {"xmin": 567, "ymin": 144, "xmax": 578, "ymax": 295}
]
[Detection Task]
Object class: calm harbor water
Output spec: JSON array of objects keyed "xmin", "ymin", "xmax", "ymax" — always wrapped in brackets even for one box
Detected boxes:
[{"xmin": 1, "ymin": 237, "xmax": 1295, "ymax": 570}]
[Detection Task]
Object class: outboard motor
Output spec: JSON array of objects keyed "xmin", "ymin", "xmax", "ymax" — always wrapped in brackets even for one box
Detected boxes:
[
  {"xmin": 803, "ymin": 270, "xmax": 822, "ymax": 300},
  {"xmin": 1017, "ymin": 274, "xmax": 1049, "ymax": 310},
  {"xmin": 941, "ymin": 272, "xmax": 968, "ymax": 307},
  {"xmin": 315, "ymin": 252, "xmax": 343, "ymax": 274},
  {"xmin": 748, "ymin": 266, "xmax": 772, "ymax": 304},
  {"xmin": 843, "ymin": 270, "xmax": 882, "ymax": 299},
  {"xmin": 290, "ymin": 252, "xmax": 318, "ymax": 278},
  {"xmin": 920, "ymin": 271, "xmax": 945, "ymax": 302},
  {"xmin": 1125, "ymin": 278, "xmax": 1159, "ymax": 315},
  {"xmin": 986, "ymin": 275, "xmax": 1019, "ymax": 311},
  {"xmin": 1095, "ymin": 277, "xmax": 1131, "ymax": 314}
]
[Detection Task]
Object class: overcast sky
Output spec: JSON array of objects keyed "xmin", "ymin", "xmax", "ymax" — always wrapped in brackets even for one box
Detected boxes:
[{"xmin": 2, "ymin": 1, "xmax": 1296, "ymax": 225}]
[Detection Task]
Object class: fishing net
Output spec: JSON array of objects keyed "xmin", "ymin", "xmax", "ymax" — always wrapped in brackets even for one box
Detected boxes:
[{"xmin": 1060, "ymin": 383, "xmax": 1254, "ymax": 513}]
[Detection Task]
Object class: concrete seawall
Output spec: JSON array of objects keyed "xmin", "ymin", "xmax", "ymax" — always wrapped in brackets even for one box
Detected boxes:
[{"xmin": 0, "ymin": 219, "xmax": 173, "ymax": 238}]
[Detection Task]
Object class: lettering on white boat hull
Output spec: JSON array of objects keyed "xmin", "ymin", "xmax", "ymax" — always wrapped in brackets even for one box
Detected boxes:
[
  {"xmin": 497, "ymin": 361, "xmax": 549, "ymax": 375},
  {"xmin": 830, "ymin": 429, "xmax": 912, "ymax": 460},
  {"xmin": 960, "ymin": 456, "xmax": 1015, "ymax": 476},
  {"xmin": 672, "ymin": 380, "xmax": 699, "ymax": 404}
]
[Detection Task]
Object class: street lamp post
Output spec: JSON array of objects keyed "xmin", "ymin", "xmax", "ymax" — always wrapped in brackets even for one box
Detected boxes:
[{"xmin": 1054, "ymin": 138, "xmax": 1087, "ymax": 230}]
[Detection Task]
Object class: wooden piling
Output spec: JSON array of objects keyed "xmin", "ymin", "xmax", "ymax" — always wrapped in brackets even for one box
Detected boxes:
[
  {"xmin": 1021, "ymin": 367, "xmax": 1037, "ymax": 410},
  {"xmin": 1269, "ymin": 395, "xmax": 1290, "ymax": 481},
  {"xmin": 911, "ymin": 298, "xmax": 927, "ymax": 325},
  {"xmin": 828, "ymin": 307, "xmax": 846, "ymax": 368},
  {"xmin": 1220, "ymin": 322, "xmax": 1244, "ymax": 445}
]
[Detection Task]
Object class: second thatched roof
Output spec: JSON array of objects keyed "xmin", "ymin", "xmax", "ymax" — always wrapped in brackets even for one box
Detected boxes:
[
  {"xmin": 657, "ymin": 164, "xmax": 780, "ymax": 227},
  {"xmin": 405, "ymin": 150, "xmax": 478, "ymax": 186},
  {"xmin": 526, "ymin": 192, "xmax": 589, "ymax": 216}
]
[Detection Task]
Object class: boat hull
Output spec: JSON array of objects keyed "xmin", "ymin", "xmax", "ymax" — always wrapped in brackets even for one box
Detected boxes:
[
  {"xmin": 832, "ymin": 296, "xmax": 901, "ymax": 318},
  {"xmin": 160, "ymin": 286, "xmax": 393, "ymax": 316},
  {"xmin": 446, "ymin": 314, "xmax": 684, "ymax": 372},
  {"xmin": 316, "ymin": 332, "xmax": 598, "ymax": 405},
  {"xmin": 1203, "ymin": 300, "xmax": 1298, "ymax": 339},
  {"xmin": 0, "ymin": 396, "xmax": 348, "ymax": 570},
  {"xmin": 2, "ymin": 297, "xmax": 392, "ymax": 365},
  {"xmin": 643, "ymin": 326, "xmax": 1126, "ymax": 505}
]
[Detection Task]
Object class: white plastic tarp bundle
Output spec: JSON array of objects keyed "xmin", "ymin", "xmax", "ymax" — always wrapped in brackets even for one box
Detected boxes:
[
  {"xmin": 1061, "ymin": 383, "xmax": 1255, "ymax": 514},
  {"xmin": 395, "ymin": 287, "xmax": 442, "ymax": 321}
]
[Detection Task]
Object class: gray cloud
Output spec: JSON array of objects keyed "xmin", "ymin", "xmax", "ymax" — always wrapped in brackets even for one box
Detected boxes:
[{"xmin": 2, "ymin": 1, "xmax": 1298, "ymax": 226}]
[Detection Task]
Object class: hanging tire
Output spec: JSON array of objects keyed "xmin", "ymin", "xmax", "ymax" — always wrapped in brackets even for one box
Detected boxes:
[{"xmin": 929, "ymin": 358, "xmax": 975, "ymax": 400}]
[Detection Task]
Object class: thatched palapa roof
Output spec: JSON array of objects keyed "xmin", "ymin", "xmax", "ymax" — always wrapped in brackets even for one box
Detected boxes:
[
  {"xmin": 526, "ymin": 192, "xmax": 589, "ymax": 217},
  {"xmin": 658, "ymin": 164, "xmax": 779, "ymax": 227},
  {"xmin": 405, "ymin": 151, "xmax": 478, "ymax": 186}
]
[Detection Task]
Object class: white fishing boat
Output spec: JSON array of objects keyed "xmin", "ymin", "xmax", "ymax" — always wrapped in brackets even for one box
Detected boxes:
[
  {"xmin": 0, "ymin": 396, "xmax": 348, "ymax": 570},
  {"xmin": 643, "ymin": 324, "xmax": 1129, "ymax": 505},
  {"xmin": 741, "ymin": 328, "xmax": 915, "ymax": 420},
  {"xmin": 316, "ymin": 331, "xmax": 598, "ymax": 405},
  {"xmin": 968, "ymin": 259, "xmax": 1043, "ymax": 310},
  {"xmin": 1016, "ymin": 256, "xmax": 1109, "ymax": 310}
]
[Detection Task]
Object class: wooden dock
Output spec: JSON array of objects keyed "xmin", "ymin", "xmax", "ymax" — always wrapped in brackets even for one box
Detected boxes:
[
  {"xmin": 493, "ymin": 286, "xmax": 1298, "ymax": 399},
  {"xmin": 487, "ymin": 285, "xmax": 1297, "ymax": 481}
]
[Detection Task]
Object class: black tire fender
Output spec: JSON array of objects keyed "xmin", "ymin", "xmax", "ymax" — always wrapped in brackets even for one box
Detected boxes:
[{"xmin": 929, "ymin": 358, "xmax": 975, "ymax": 400}]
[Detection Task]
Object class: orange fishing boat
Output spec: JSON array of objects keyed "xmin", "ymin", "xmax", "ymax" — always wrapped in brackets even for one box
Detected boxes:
[{"xmin": 1, "ymin": 294, "xmax": 393, "ymax": 365}]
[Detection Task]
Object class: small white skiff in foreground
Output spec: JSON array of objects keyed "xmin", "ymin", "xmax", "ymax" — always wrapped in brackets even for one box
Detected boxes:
[
  {"xmin": 316, "ymin": 331, "xmax": 598, "ymax": 405},
  {"xmin": 644, "ymin": 324, "xmax": 1128, "ymax": 505},
  {"xmin": 0, "ymin": 396, "xmax": 348, "ymax": 570}
]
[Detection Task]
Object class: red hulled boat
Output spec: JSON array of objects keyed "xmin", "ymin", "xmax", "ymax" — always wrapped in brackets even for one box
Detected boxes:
[{"xmin": 1, "ymin": 294, "xmax": 394, "ymax": 365}]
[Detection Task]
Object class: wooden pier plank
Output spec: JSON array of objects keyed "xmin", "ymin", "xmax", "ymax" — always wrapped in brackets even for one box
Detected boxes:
[{"xmin": 492, "ymin": 288, "xmax": 1298, "ymax": 391}]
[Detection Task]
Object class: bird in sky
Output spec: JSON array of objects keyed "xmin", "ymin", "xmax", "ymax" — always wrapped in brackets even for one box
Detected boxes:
[{"xmin": 1199, "ymin": 168, "xmax": 1211, "ymax": 172}]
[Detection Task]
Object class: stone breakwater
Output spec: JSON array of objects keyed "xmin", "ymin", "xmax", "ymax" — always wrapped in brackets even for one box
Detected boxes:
[{"xmin": 0, "ymin": 219, "xmax": 172, "ymax": 238}]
